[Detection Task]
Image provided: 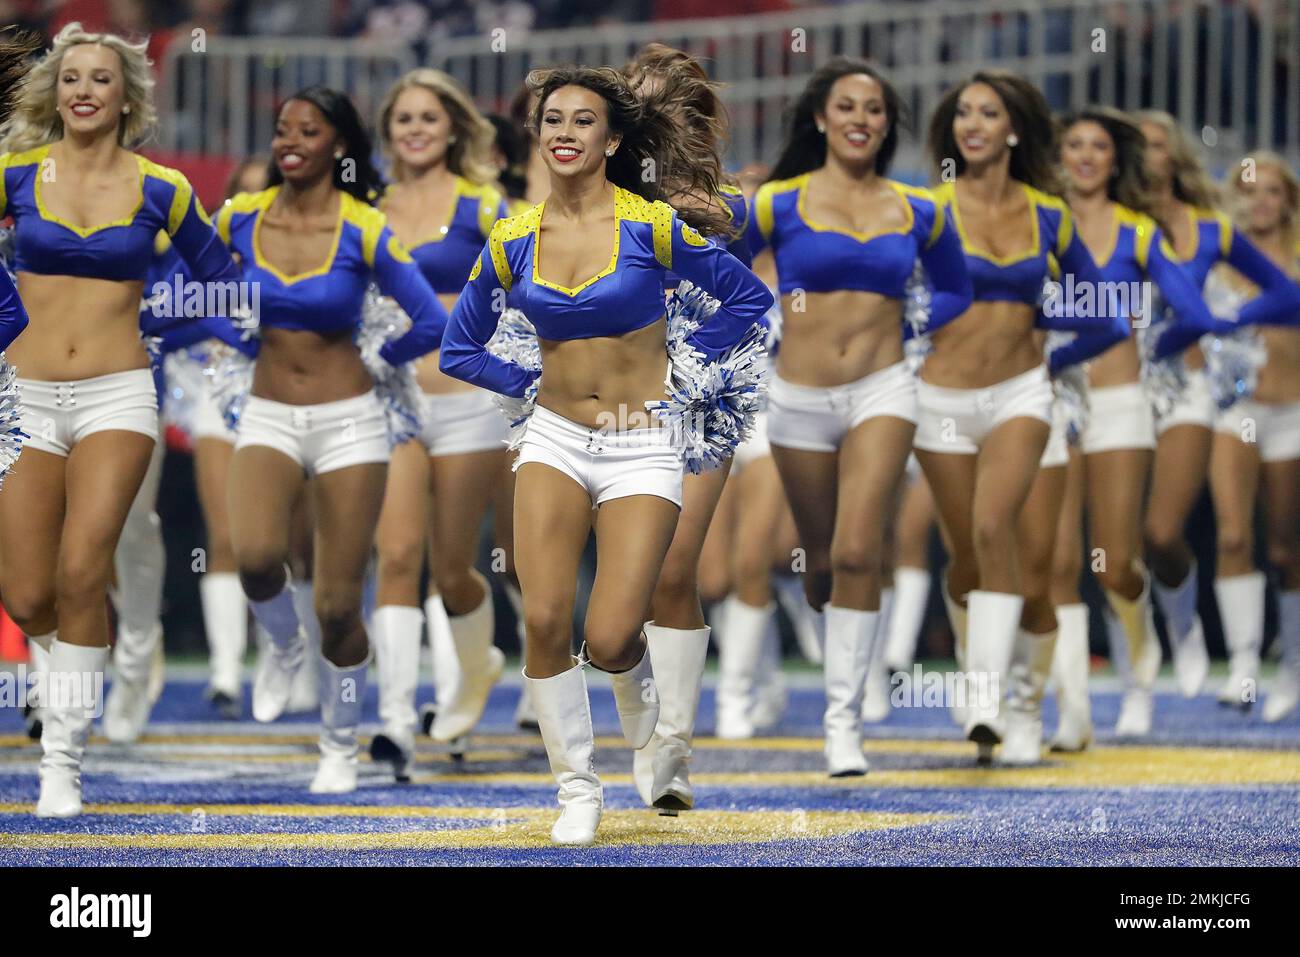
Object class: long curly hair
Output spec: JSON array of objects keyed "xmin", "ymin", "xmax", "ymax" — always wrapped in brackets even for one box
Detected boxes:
[
  {"xmin": 0, "ymin": 22, "xmax": 157, "ymax": 153},
  {"xmin": 525, "ymin": 65, "xmax": 731, "ymax": 237},
  {"xmin": 623, "ymin": 43, "xmax": 736, "ymax": 237},
  {"xmin": 927, "ymin": 70, "xmax": 1059, "ymax": 194},
  {"xmin": 769, "ymin": 57, "xmax": 905, "ymax": 181},
  {"xmin": 377, "ymin": 68, "xmax": 497, "ymax": 185},
  {"xmin": 1057, "ymin": 106, "xmax": 1154, "ymax": 216},
  {"xmin": 0, "ymin": 28, "xmax": 42, "ymax": 132},
  {"xmin": 267, "ymin": 86, "xmax": 385, "ymax": 205},
  {"xmin": 1225, "ymin": 150, "xmax": 1299, "ymax": 271},
  {"xmin": 1135, "ymin": 110, "xmax": 1220, "ymax": 211}
]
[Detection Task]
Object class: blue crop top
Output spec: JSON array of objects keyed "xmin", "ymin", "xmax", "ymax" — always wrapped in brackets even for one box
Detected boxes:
[
  {"xmin": 930, "ymin": 180, "xmax": 1124, "ymax": 341},
  {"xmin": 1158, "ymin": 207, "xmax": 1300, "ymax": 354},
  {"xmin": 1, "ymin": 145, "xmax": 237, "ymax": 290},
  {"xmin": 0, "ymin": 270, "xmax": 27, "ymax": 351},
  {"xmin": 746, "ymin": 174, "xmax": 971, "ymax": 330},
  {"xmin": 440, "ymin": 185, "xmax": 774, "ymax": 398},
  {"xmin": 385, "ymin": 177, "xmax": 508, "ymax": 295},
  {"xmin": 1046, "ymin": 204, "xmax": 1222, "ymax": 372},
  {"xmin": 216, "ymin": 187, "xmax": 448, "ymax": 365}
]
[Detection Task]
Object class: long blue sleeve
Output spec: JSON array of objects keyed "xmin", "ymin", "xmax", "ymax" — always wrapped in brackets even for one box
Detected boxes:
[
  {"xmin": 1035, "ymin": 228, "xmax": 1129, "ymax": 338},
  {"xmin": 1147, "ymin": 231, "xmax": 1224, "ymax": 360},
  {"xmin": 1227, "ymin": 229, "xmax": 1300, "ymax": 328},
  {"xmin": 0, "ymin": 270, "xmax": 28, "ymax": 351},
  {"xmin": 169, "ymin": 185, "xmax": 241, "ymax": 289},
  {"xmin": 918, "ymin": 213, "xmax": 972, "ymax": 333},
  {"xmin": 440, "ymin": 239, "xmax": 539, "ymax": 398},
  {"xmin": 374, "ymin": 228, "xmax": 449, "ymax": 365},
  {"xmin": 667, "ymin": 213, "xmax": 773, "ymax": 359},
  {"xmin": 1047, "ymin": 324, "xmax": 1128, "ymax": 374}
]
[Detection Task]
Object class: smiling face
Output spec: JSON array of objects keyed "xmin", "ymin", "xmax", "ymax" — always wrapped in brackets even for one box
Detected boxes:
[
  {"xmin": 1238, "ymin": 163, "xmax": 1289, "ymax": 234},
  {"xmin": 537, "ymin": 84, "xmax": 619, "ymax": 181},
  {"xmin": 388, "ymin": 85, "xmax": 453, "ymax": 175},
  {"xmin": 1140, "ymin": 121, "xmax": 1172, "ymax": 188},
  {"xmin": 1061, "ymin": 119, "xmax": 1116, "ymax": 196},
  {"xmin": 816, "ymin": 72, "xmax": 890, "ymax": 169},
  {"xmin": 57, "ymin": 43, "xmax": 128, "ymax": 141},
  {"xmin": 953, "ymin": 81, "xmax": 1014, "ymax": 168},
  {"xmin": 272, "ymin": 99, "xmax": 340, "ymax": 187}
]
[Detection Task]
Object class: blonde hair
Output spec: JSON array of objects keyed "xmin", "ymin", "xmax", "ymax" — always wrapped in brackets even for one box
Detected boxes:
[
  {"xmin": 1135, "ymin": 110, "xmax": 1220, "ymax": 211},
  {"xmin": 0, "ymin": 22, "xmax": 156, "ymax": 153},
  {"xmin": 1226, "ymin": 150, "xmax": 1300, "ymax": 272},
  {"xmin": 377, "ymin": 69, "xmax": 496, "ymax": 185}
]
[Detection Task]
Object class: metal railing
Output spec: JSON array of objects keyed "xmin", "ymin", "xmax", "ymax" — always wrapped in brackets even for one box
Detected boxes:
[{"xmin": 157, "ymin": 0, "xmax": 1299, "ymax": 177}]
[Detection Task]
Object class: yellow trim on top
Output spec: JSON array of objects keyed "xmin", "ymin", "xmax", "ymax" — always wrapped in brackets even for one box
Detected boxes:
[
  {"xmin": 944, "ymin": 179, "xmax": 1042, "ymax": 265},
  {"xmin": 795, "ymin": 172, "xmax": 915, "ymax": 243},
  {"xmin": 138, "ymin": 156, "xmax": 204, "ymax": 233},
  {"xmin": 31, "ymin": 144, "xmax": 146, "ymax": 237},
  {"xmin": 251, "ymin": 185, "xmax": 346, "ymax": 285},
  {"xmin": 531, "ymin": 184, "xmax": 627, "ymax": 297},
  {"xmin": 753, "ymin": 180, "xmax": 778, "ymax": 243}
]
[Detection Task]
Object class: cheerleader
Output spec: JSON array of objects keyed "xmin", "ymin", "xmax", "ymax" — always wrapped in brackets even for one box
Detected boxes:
[
  {"xmin": 0, "ymin": 24, "xmax": 241, "ymax": 816},
  {"xmin": 1136, "ymin": 112, "xmax": 1300, "ymax": 707},
  {"xmin": 1208, "ymin": 153, "xmax": 1300, "ymax": 722},
  {"xmin": 219, "ymin": 86, "xmax": 446, "ymax": 793},
  {"xmin": 920, "ymin": 71, "xmax": 1124, "ymax": 762},
  {"xmin": 622, "ymin": 43, "xmax": 756, "ymax": 809},
  {"xmin": 748, "ymin": 59, "xmax": 973, "ymax": 775},
  {"xmin": 1047, "ymin": 107, "xmax": 1224, "ymax": 742},
  {"xmin": 367, "ymin": 69, "xmax": 511, "ymax": 781},
  {"xmin": 439, "ymin": 66, "xmax": 771, "ymax": 844}
]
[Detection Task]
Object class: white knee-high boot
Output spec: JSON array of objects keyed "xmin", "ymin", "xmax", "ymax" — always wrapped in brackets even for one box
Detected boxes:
[
  {"xmin": 862, "ymin": 588, "xmax": 894, "ymax": 723},
  {"xmin": 715, "ymin": 596, "xmax": 771, "ymax": 739},
  {"xmin": 1215, "ymin": 571, "xmax": 1266, "ymax": 709},
  {"xmin": 963, "ymin": 590, "xmax": 1023, "ymax": 746},
  {"xmin": 1107, "ymin": 574, "xmax": 1161, "ymax": 737},
  {"xmin": 310, "ymin": 653, "xmax": 370, "ymax": 794},
  {"xmin": 1001, "ymin": 628, "xmax": 1057, "ymax": 764},
  {"xmin": 1049, "ymin": 603, "xmax": 1092, "ymax": 751},
  {"xmin": 369, "ymin": 604, "xmax": 424, "ymax": 780},
  {"xmin": 884, "ymin": 566, "xmax": 930, "ymax": 672},
  {"xmin": 249, "ymin": 575, "xmax": 305, "ymax": 723},
  {"xmin": 823, "ymin": 605, "xmax": 877, "ymax": 776},
  {"xmin": 591, "ymin": 639, "xmax": 659, "ymax": 749},
  {"xmin": 633, "ymin": 623, "xmax": 709, "ymax": 810},
  {"xmin": 24, "ymin": 631, "xmax": 54, "ymax": 741},
  {"xmin": 773, "ymin": 574, "xmax": 823, "ymax": 664},
  {"xmin": 1264, "ymin": 589, "xmax": 1300, "ymax": 723},
  {"xmin": 430, "ymin": 574, "xmax": 505, "ymax": 742},
  {"xmin": 287, "ymin": 578, "xmax": 320, "ymax": 713},
  {"xmin": 201, "ymin": 572, "xmax": 248, "ymax": 715},
  {"xmin": 36, "ymin": 640, "xmax": 108, "ymax": 818},
  {"xmin": 751, "ymin": 612, "xmax": 788, "ymax": 731},
  {"xmin": 1152, "ymin": 561, "xmax": 1209, "ymax": 696},
  {"xmin": 529, "ymin": 660, "xmax": 602, "ymax": 846},
  {"xmin": 943, "ymin": 576, "xmax": 969, "ymax": 727},
  {"xmin": 503, "ymin": 580, "xmax": 537, "ymax": 730}
]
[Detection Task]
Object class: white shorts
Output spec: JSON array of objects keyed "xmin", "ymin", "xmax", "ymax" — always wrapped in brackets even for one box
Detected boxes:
[
  {"xmin": 1081, "ymin": 381, "xmax": 1155, "ymax": 454},
  {"xmin": 767, "ymin": 361, "xmax": 917, "ymax": 454},
  {"xmin": 418, "ymin": 388, "xmax": 509, "ymax": 457},
  {"xmin": 1040, "ymin": 396, "xmax": 1070, "ymax": 469},
  {"xmin": 734, "ymin": 410, "xmax": 772, "ymax": 470},
  {"xmin": 514, "ymin": 405, "xmax": 684, "ymax": 508},
  {"xmin": 914, "ymin": 364, "xmax": 1053, "ymax": 456},
  {"xmin": 235, "ymin": 391, "xmax": 390, "ymax": 476},
  {"xmin": 18, "ymin": 369, "xmax": 159, "ymax": 457},
  {"xmin": 1214, "ymin": 398, "xmax": 1300, "ymax": 463},
  {"xmin": 1155, "ymin": 367, "xmax": 1216, "ymax": 435}
]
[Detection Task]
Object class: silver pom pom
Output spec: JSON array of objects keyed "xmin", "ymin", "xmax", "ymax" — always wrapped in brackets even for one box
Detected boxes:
[
  {"xmin": 161, "ymin": 345, "xmax": 210, "ymax": 440},
  {"xmin": 1201, "ymin": 269, "xmax": 1266, "ymax": 411},
  {"xmin": 0, "ymin": 355, "xmax": 26, "ymax": 488},
  {"xmin": 357, "ymin": 287, "xmax": 427, "ymax": 447},
  {"xmin": 485, "ymin": 308, "xmax": 542, "ymax": 451},
  {"xmin": 644, "ymin": 281, "xmax": 769, "ymax": 474},
  {"xmin": 1136, "ymin": 310, "xmax": 1189, "ymax": 418},
  {"xmin": 205, "ymin": 342, "xmax": 254, "ymax": 432},
  {"xmin": 901, "ymin": 263, "xmax": 934, "ymax": 375}
]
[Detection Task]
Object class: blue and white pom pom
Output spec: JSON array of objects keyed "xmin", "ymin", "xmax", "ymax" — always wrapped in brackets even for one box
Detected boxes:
[
  {"xmin": 1045, "ymin": 331, "xmax": 1089, "ymax": 443},
  {"xmin": 206, "ymin": 342, "xmax": 254, "ymax": 432},
  {"xmin": 902, "ymin": 262, "xmax": 934, "ymax": 375},
  {"xmin": 0, "ymin": 354, "xmax": 26, "ymax": 487},
  {"xmin": 1201, "ymin": 268, "xmax": 1266, "ymax": 411},
  {"xmin": 1136, "ymin": 307, "xmax": 1189, "ymax": 418},
  {"xmin": 486, "ymin": 308, "xmax": 542, "ymax": 450},
  {"xmin": 357, "ymin": 286, "xmax": 427, "ymax": 447},
  {"xmin": 161, "ymin": 345, "xmax": 210, "ymax": 439},
  {"xmin": 645, "ymin": 280, "xmax": 769, "ymax": 474}
]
